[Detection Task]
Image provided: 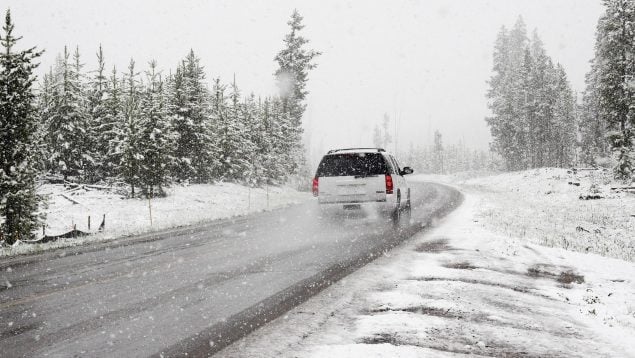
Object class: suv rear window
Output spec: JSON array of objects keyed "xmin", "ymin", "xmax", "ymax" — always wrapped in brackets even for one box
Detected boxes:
[{"xmin": 316, "ymin": 153, "xmax": 388, "ymax": 177}]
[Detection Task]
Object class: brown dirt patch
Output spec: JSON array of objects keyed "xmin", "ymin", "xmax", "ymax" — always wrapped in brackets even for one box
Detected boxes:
[
  {"xmin": 527, "ymin": 264, "xmax": 584, "ymax": 286},
  {"xmin": 415, "ymin": 238, "xmax": 453, "ymax": 253},
  {"xmin": 443, "ymin": 261, "xmax": 477, "ymax": 270}
]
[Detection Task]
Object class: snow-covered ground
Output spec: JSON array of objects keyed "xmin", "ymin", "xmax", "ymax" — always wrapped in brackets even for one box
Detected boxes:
[
  {"xmin": 462, "ymin": 168, "xmax": 635, "ymax": 262},
  {"xmin": 0, "ymin": 183, "xmax": 309, "ymax": 257},
  {"xmin": 218, "ymin": 171, "xmax": 635, "ymax": 357}
]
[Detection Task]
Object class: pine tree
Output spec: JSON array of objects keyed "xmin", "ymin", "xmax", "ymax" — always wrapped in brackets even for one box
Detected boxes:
[
  {"xmin": 274, "ymin": 9, "xmax": 320, "ymax": 176},
  {"xmin": 486, "ymin": 26, "xmax": 512, "ymax": 168},
  {"xmin": 86, "ymin": 44, "xmax": 109, "ymax": 182},
  {"xmin": 433, "ymin": 130, "xmax": 444, "ymax": 174},
  {"xmin": 552, "ymin": 64, "xmax": 577, "ymax": 167},
  {"xmin": 593, "ymin": 0, "xmax": 635, "ymax": 180},
  {"xmin": 579, "ymin": 60, "xmax": 608, "ymax": 165},
  {"xmin": 46, "ymin": 46, "xmax": 89, "ymax": 180},
  {"xmin": 507, "ymin": 18, "xmax": 530, "ymax": 170},
  {"xmin": 0, "ymin": 9, "xmax": 42, "ymax": 244},
  {"xmin": 137, "ymin": 60, "xmax": 173, "ymax": 197},
  {"xmin": 101, "ymin": 65, "xmax": 123, "ymax": 178},
  {"xmin": 119, "ymin": 59, "xmax": 143, "ymax": 196},
  {"xmin": 211, "ymin": 78, "xmax": 252, "ymax": 182},
  {"xmin": 487, "ymin": 18, "xmax": 578, "ymax": 171},
  {"xmin": 34, "ymin": 67, "xmax": 54, "ymax": 173},
  {"xmin": 241, "ymin": 93, "xmax": 261, "ymax": 185},
  {"xmin": 169, "ymin": 50, "xmax": 216, "ymax": 183},
  {"xmin": 258, "ymin": 96, "xmax": 286, "ymax": 183},
  {"xmin": 529, "ymin": 32, "xmax": 554, "ymax": 168}
]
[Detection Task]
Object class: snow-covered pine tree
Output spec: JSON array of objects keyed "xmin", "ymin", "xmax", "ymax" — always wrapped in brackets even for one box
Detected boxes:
[
  {"xmin": 101, "ymin": 66, "xmax": 123, "ymax": 179},
  {"xmin": 529, "ymin": 32, "xmax": 555, "ymax": 168},
  {"xmin": 487, "ymin": 18, "xmax": 578, "ymax": 171},
  {"xmin": 212, "ymin": 78, "xmax": 251, "ymax": 182},
  {"xmin": 274, "ymin": 9, "xmax": 320, "ymax": 176},
  {"xmin": 138, "ymin": 60, "xmax": 174, "ymax": 197},
  {"xmin": 486, "ymin": 26, "xmax": 512, "ymax": 168},
  {"xmin": 552, "ymin": 64, "xmax": 577, "ymax": 167},
  {"xmin": 72, "ymin": 46, "xmax": 94, "ymax": 181},
  {"xmin": 209, "ymin": 77, "xmax": 227, "ymax": 180},
  {"xmin": 258, "ymin": 97, "xmax": 286, "ymax": 184},
  {"xmin": 264, "ymin": 96, "xmax": 291, "ymax": 183},
  {"xmin": 46, "ymin": 46, "xmax": 90, "ymax": 180},
  {"xmin": 593, "ymin": 0, "xmax": 635, "ymax": 180},
  {"xmin": 507, "ymin": 17, "xmax": 530, "ymax": 170},
  {"xmin": 241, "ymin": 93, "xmax": 261, "ymax": 185},
  {"xmin": 433, "ymin": 130, "xmax": 444, "ymax": 174},
  {"xmin": 34, "ymin": 67, "xmax": 55, "ymax": 173},
  {"xmin": 521, "ymin": 45, "xmax": 536, "ymax": 167},
  {"xmin": 169, "ymin": 50, "xmax": 215, "ymax": 183},
  {"xmin": 86, "ymin": 44, "xmax": 109, "ymax": 182},
  {"xmin": 579, "ymin": 60, "xmax": 608, "ymax": 165},
  {"xmin": 118, "ymin": 59, "xmax": 143, "ymax": 197},
  {"xmin": 0, "ymin": 9, "xmax": 42, "ymax": 244}
]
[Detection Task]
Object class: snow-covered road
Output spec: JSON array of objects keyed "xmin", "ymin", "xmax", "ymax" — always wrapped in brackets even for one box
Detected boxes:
[
  {"xmin": 219, "ymin": 188, "xmax": 635, "ymax": 357},
  {"xmin": 0, "ymin": 182, "xmax": 461, "ymax": 357}
]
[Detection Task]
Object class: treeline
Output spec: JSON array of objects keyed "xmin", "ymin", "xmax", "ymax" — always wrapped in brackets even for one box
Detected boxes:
[
  {"xmin": 488, "ymin": 4, "xmax": 635, "ymax": 182},
  {"xmin": 404, "ymin": 131, "xmax": 497, "ymax": 174},
  {"xmin": 0, "ymin": 9, "xmax": 319, "ymax": 243},
  {"xmin": 580, "ymin": 0, "xmax": 634, "ymax": 180},
  {"xmin": 486, "ymin": 17, "xmax": 577, "ymax": 171},
  {"xmin": 35, "ymin": 10, "xmax": 319, "ymax": 197}
]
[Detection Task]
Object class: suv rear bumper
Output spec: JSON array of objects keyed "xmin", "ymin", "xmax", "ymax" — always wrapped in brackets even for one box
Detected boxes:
[{"xmin": 317, "ymin": 195, "xmax": 398, "ymax": 213}]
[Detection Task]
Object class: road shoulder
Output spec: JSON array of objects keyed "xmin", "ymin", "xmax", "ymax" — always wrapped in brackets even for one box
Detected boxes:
[{"xmin": 218, "ymin": 191, "xmax": 635, "ymax": 357}]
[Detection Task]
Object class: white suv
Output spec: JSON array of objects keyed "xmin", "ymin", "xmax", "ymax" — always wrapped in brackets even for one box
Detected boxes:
[{"xmin": 312, "ymin": 148, "xmax": 414, "ymax": 224}]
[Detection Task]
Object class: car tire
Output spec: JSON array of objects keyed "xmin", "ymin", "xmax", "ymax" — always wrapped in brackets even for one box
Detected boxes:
[
  {"xmin": 391, "ymin": 191, "xmax": 401, "ymax": 227},
  {"xmin": 401, "ymin": 199, "xmax": 412, "ymax": 228}
]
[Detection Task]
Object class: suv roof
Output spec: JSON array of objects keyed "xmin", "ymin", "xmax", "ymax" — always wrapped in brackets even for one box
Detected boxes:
[{"xmin": 326, "ymin": 147, "xmax": 386, "ymax": 154}]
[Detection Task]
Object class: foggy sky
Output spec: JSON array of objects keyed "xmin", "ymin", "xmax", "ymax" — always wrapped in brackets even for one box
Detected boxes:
[{"xmin": 5, "ymin": 0, "xmax": 604, "ymax": 164}]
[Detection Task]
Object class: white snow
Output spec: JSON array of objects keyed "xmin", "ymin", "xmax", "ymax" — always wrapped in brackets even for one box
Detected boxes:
[
  {"xmin": 460, "ymin": 168, "xmax": 634, "ymax": 261},
  {"xmin": 218, "ymin": 170, "xmax": 635, "ymax": 357},
  {"xmin": 1, "ymin": 182, "xmax": 309, "ymax": 257}
]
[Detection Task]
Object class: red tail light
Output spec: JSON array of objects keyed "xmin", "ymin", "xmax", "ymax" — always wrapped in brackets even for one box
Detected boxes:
[
  {"xmin": 312, "ymin": 177, "xmax": 319, "ymax": 196},
  {"xmin": 385, "ymin": 174, "xmax": 394, "ymax": 194}
]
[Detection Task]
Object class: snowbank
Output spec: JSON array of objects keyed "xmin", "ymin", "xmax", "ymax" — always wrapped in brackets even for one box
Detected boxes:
[{"xmin": 1, "ymin": 183, "xmax": 309, "ymax": 257}]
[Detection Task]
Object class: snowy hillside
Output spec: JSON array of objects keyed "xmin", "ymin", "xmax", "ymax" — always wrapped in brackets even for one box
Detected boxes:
[{"xmin": 1, "ymin": 183, "xmax": 309, "ymax": 257}]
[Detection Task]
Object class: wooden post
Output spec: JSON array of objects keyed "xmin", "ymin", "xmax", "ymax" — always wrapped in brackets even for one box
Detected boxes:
[
  {"xmin": 98, "ymin": 214, "xmax": 105, "ymax": 232},
  {"xmin": 88, "ymin": 216, "xmax": 91, "ymax": 230},
  {"xmin": 42, "ymin": 224, "xmax": 46, "ymax": 236},
  {"xmin": 148, "ymin": 196, "xmax": 153, "ymax": 227}
]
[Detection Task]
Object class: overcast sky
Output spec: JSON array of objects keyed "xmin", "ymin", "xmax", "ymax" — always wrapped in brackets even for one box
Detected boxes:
[{"xmin": 6, "ymin": 0, "xmax": 604, "ymax": 163}]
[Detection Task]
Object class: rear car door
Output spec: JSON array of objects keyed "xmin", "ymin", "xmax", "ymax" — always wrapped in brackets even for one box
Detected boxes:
[
  {"xmin": 389, "ymin": 155, "xmax": 408, "ymax": 198},
  {"xmin": 316, "ymin": 153, "xmax": 388, "ymax": 204}
]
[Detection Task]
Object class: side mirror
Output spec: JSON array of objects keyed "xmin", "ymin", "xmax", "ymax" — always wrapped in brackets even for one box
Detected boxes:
[{"xmin": 400, "ymin": 167, "xmax": 414, "ymax": 175}]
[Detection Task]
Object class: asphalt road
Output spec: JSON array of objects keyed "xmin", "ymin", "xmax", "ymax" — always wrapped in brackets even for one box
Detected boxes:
[{"xmin": 0, "ymin": 181, "xmax": 462, "ymax": 357}]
